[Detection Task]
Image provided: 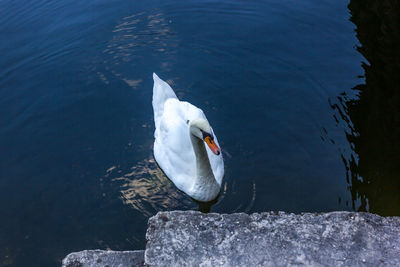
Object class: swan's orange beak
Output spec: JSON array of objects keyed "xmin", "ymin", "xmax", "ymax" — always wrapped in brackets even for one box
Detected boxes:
[{"xmin": 204, "ymin": 136, "xmax": 221, "ymax": 155}]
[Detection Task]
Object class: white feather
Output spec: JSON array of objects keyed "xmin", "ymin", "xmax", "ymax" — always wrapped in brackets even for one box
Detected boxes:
[{"xmin": 152, "ymin": 73, "xmax": 224, "ymax": 201}]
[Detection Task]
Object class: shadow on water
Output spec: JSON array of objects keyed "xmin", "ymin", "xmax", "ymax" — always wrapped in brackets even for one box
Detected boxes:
[
  {"xmin": 193, "ymin": 197, "xmax": 219, "ymax": 213},
  {"xmin": 333, "ymin": 0, "xmax": 400, "ymax": 216}
]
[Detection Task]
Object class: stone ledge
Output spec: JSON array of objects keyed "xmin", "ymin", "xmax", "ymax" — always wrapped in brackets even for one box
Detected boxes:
[
  {"xmin": 62, "ymin": 249, "xmax": 144, "ymax": 267},
  {"xmin": 63, "ymin": 211, "xmax": 400, "ymax": 266},
  {"xmin": 145, "ymin": 211, "xmax": 400, "ymax": 266}
]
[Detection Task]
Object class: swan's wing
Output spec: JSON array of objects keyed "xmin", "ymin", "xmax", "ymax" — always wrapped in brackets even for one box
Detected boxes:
[
  {"xmin": 152, "ymin": 73, "xmax": 178, "ymax": 129},
  {"xmin": 154, "ymin": 97, "xmax": 225, "ymax": 190},
  {"xmin": 153, "ymin": 98, "xmax": 196, "ymax": 192}
]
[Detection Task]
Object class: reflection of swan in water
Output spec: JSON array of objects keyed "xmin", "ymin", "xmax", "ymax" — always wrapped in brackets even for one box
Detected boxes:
[
  {"xmin": 104, "ymin": 154, "xmax": 231, "ymax": 215},
  {"xmin": 108, "ymin": 156, "xmax": 193, "ymax": 217}
]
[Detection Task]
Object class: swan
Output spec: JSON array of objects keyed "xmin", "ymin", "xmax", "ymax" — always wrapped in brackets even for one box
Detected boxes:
[{"xmin": 152, "ymin": 73, "xmax": 224, "ymax": 202}]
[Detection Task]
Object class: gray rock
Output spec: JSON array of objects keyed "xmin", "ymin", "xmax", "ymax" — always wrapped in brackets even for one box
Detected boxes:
[
  {"xmin": 145, "ymin": 211, "xmax": 400, "ymax": 266},
  {"xmin": 62, "ymin": 249, "xmax": 144, "ymax": 267}
]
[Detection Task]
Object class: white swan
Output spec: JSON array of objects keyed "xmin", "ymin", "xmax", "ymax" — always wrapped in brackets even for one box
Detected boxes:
[{"xmin": 152, "ymin": 73, "xmax": 224, "ymax": 202}]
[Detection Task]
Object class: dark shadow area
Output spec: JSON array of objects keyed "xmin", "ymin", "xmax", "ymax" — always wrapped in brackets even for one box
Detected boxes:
[
  {"xmin": 193, "ymin": 196, "xmax": 219, "ymax": 213},
  {"xmin": 334, "ymin": 0, "xmax": 400, "ymax": 216}
]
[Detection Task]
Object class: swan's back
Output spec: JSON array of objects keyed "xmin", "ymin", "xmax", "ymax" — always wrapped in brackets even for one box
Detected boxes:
[
  {"xmin": 152, "ymin": 73, "xmax": 177, "ymax": 129},
  {"xmin": 153, "ymin": 98, "xmax": 199, "ymax": 191}
]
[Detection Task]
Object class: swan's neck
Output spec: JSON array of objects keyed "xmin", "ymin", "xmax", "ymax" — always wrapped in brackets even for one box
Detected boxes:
[{"xmin": 189, "ymin": 133, "xmax": 220, "ymax": 201}]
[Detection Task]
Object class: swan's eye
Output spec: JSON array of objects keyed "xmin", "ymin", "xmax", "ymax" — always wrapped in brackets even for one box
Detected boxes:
[
  {"xmin": 186, "ymin": 120, "xmax": 190, "ymax": 124},
  {"xmin": 202, "ymin": 131, "xmax": 213, "ymax": 141}
]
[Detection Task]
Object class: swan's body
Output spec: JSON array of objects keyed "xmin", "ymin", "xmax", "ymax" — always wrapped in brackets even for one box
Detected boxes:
[{"xmin": 152, "ymin": 73, "xmax": 224, "ymax": 202}]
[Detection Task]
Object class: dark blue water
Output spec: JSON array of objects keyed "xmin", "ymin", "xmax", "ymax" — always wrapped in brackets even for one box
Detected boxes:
[{"xmin": 2, "ymin": 0, "xmax": 397, "ymax": 266}]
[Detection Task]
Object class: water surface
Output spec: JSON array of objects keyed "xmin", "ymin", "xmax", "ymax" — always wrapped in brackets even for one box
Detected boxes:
[{"xmin": 1, "ymin": 0, "xmax": 396, "ymax": 266}]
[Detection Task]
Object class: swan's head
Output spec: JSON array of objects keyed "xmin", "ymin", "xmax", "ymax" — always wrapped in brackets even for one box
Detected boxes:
[{"xmin": 189, "ymin": 118, "xmax": 221, "ymax": 156}]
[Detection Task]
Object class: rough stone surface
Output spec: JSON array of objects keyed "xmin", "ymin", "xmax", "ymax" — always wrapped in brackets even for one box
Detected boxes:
[
  {"xmin": 62, "ymin": 249, "xmax": 144, "ymax": 267},
  {"xmin": 145, "ymin": 211, "xmax": 400, "ymax": 266}
]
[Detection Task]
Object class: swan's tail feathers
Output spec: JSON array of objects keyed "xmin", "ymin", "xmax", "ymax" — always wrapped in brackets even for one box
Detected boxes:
[
  {"xmin": 152, "ymin": 73, "xmax": 177, "ymax": 100},
  {"xmin": 152, "ymin": 73, "xmax": 178, "ymax": 127}
]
